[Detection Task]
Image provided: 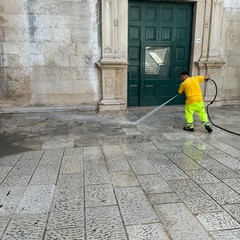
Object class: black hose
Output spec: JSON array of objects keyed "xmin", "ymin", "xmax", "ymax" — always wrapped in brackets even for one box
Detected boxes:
[{"xmin": 206, "ymin": 79, "xmax": 240, "ymax": 136}]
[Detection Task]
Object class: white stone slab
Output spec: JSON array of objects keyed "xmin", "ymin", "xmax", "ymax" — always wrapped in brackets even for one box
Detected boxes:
[
  {"xmin": 155, "ymin": 203, "xmax": 212, "ymax": 240},
  {"xmin": 126, "ymin": 223, "xmax": 170, "ymax": 240},
  {"xmin": 15, "ymin": 185, "xmax": 55, "ymax": 214},
  {"xmin": 197, "ymin": 211, "xmax": 240, "ymax": 231}
]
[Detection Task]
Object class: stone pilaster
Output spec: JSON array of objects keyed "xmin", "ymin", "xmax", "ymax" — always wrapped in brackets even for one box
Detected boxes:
[
  {"xmin": 98, "ymin": 0, "xmax": 128, "ymax": 111},
  {"xmin": 195, "ymin": 0, "xmax": 225, "ymax": 104}
]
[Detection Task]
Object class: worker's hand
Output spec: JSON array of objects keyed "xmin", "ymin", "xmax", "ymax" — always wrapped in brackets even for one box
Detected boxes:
[{"xmin": 204, "ymin": 74, "xmax": 210, "ymax": 81}]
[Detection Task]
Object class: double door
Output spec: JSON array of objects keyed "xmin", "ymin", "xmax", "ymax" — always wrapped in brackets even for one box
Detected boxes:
[{"xmin": 128, "ymin": 1, "xmax": 193, "ymax": 106}]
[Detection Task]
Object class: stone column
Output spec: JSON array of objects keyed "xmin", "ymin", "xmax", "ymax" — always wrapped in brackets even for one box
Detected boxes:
[
  {"xmin": 97, "ymin": 0, "xmax": 128, "ymax": 111},
  {"xmin": 195, "ymin": 0, "xmax": 225, "ymax": 104}
]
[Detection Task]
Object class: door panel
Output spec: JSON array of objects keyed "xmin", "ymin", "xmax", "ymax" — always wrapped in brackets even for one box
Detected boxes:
[
  {"xmin": 128, "ymin": 1, "xmax": 192, "ymax": 106},
  {"xmin": 142, "ymin": 44, "xmax": 172, "ymax": 105}
]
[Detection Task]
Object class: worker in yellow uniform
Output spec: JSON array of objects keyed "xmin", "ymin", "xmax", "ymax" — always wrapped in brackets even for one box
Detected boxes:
[{"xmin": 178, "ymin": 71, "xmax": 213, "ymax": 133}]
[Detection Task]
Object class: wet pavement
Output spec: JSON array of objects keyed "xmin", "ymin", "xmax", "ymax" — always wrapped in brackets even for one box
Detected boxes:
[{"xmin": 0, "ymin": 105, "xmax": 240, "ymax": 239}]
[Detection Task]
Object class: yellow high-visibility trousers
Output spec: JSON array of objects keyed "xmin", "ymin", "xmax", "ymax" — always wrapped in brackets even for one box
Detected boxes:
[{"xmin": 185, "ymin": 101, "xmax": 209, "ymax": 128}]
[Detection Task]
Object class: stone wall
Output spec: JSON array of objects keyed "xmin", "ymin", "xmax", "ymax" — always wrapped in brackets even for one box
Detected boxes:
[
  {"xmin": 0, "ymin": 0, "xmax": 101, "ymax": 109},
  {"xmin": 220, "ymin": 0, "xmax": 240, "ymax": 104},
  {"xmin": 1, "ymin": 0, "xmax": 240, "ymax": 111}
]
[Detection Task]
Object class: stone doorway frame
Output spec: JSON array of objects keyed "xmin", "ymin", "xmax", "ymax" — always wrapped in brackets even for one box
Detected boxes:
[{"xmin": 97, "ymin": 0, "xmax": 225, "ymax": 111}]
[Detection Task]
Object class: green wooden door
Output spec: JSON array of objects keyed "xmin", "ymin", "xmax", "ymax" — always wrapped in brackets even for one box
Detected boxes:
[{"xmin": 128, "ymin": 1, "xmax": 193, "ymax": 106}]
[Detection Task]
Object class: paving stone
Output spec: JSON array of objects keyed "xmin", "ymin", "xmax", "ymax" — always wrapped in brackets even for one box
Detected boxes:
[
  {"xmin": 204, "ymin": 149, "xmax": 225, "ymax": 155},
  {"xmin": 85, "ymin": 184, "xmax": 116, "ymax": 207},
  {"xmin": 148, "ymin": 193, "xmax": 181, "ymax": 205},
  {"xmin": 2, "ymin": 213, "xmax": 48, "ymax": 240},
  {"xmin": 85, "ymin": 164, "xmax": 110, "ymax": 185},
  {"xmin": 120, "ymin": 144, "xmax": 142, "ymax": 157},
  {"xmin": 121, "ymin": 142, "xmax": 157, "ymax": 157},
  {"xmin": 197, "ymin": 211, "xmax": 240, "ymax": 231},
  {"xmin": 47, "ymin": 210, "xmax": 84, "ymax": 230},
  {"xmin": 86, "ymin": 206, "xmax": 127, "ymax": 240},
  {"xmin": 0, "ymin": 166, "xmax": 12, "ymax": 177},
  {"xmin": 56, "ymin": 173, "xmax": 84, "ymax": 189},
  {"xmin": 223, "ymin": 204, "xmax": 240, "ymax": 222},
  {"xmin": 153, "ymin": 163, "xmax": 189, "ymax": 181},
  {"xmin": 209, "ymin": 153, "xmax": 240, "ymax": 170},
  {"xmin": 208, "ymin": 167, "xmax": 240, "ymax": 179},
  {"xmin": 165, "ymin": 152, "xmax": 188, "ymax": 159},
  {"xmin": 20, "ymin": 150, "xmax": 44, "ymax": 161},
  {"xmin": 0, "ymin": 216, "xmax": 11, "ymax": 237},
  {"xmin": 222, "ymin": 178, "xmax": 240, "ymax": 194},
  {"xmin": 39, "ymin": 149, "xmax": 64, "ymax": 166},
  {"xmin": 106, "ymin": 156, "xmax": 131, "ymax": 172},
  {"xmin": 154, "ymin": 140, "xmax": 182, "ymax": 153},
  {"xmin": 219, "ymin": 135, "xmax": 240, "ymax": 150},
  {"xmin": 98, "ymin": 135, "xmax": 126, "ymax": 145},
  {"xmin": 1, "ymin": 175, "xmax": 31, "ymax": 187},
  {"xmin": 122, "ymin": 127, "xmax": 142, "ymax": 135},
  {"xmin": 147, "ymin": 152, "xmax": 174, "ymax": 166},
  {"xmin": 169, "ymin": 180, "xmax": 221, "ymax": 214},
  {"xmin": 44, "ymin": 227, "xmax": 84, "ymax": 240},
  {"xmin": 84, "ymin": 156, "xmax": 106, "ymax": 166},
  {"xmin": 185, "ymin": 169, "xmax": 220, "ymax": 184},
  {"xmin": 76, "ymin": 135, "xmax": 100, "ymax": 146},
  {"xmin": 200, "ymin": 182, "xmax": 240, "ymax": 205},
  {"xmin": 192, "ymin": 155, "xmax": 226, "ymax": 169},
  {"xmin": 0, "ymin": 186, "xmax": 26, "ymax": 215},
  {"xmin": 115, "ymin": 187, "xmax": 159, "ymax": 225},
  {"xmin": 51, "ymin": 186, "xmax": 84, "ymax": 212},
  {"xmin": 9, "ymin": 162, "xmax": 38, "ymax": 176},
  {"xmin": 132, "ymin": 142, "xmax": 158, "ymax": 152},
  {"xmin": 127, "ymin": 156, "xmax": 159, "ymax": 175},
  {"xmin": 84, "ymin": 146, "xmax": 104, "ymax": 160},
  {"xmin": 162, "ymin": 132, "xmax": 196, "ymax": 141},
  {"xmin": 126, "ymin": 223, "xmax": 170, "ymax": 240},
  {"xmin": 0, "ymin": 153, "xmax": 22, "ymax": 166},
  {"xmin": 0, "ymin": 175, "xmax": 5, "ymax": 184},
  {"xmin": 210, "ymin": 229, "xmax": 240, "ymax": 240},
  {"xmin": 141, "ymin": 130, "xmax": 166, "ymax": 141},
  {"xmin": 170, "ymin": 156, "xmax": 203, "ymax": 171},
  {"xmin": 137, "ymin": 174, "xmax": 172, "ymax": 194},
  {"xmin": 206, "ymin": 139, "xmax": 240, "ymax": 158},
  {"xmin": 102, "ymin": 145, "xmax": 131, "ymax": 172},
  {"xmin": 110, "ymin": 171, "xmax": 139, "ymax": 187},
  {"xmin": 102, "ymin": 145, "xmax": 125, "ymax": 160},
  {"xmin": 60, "ymin": 155, "xmax": 83, "ymax": 174},
  {"xmin": 189, "ymin": 139, "xmax": 216, "ymax": 151},
  {"xmin": 15, "ymin": 185, "xmax": 55, "ymax": 214},
  {"xmin": 155, "ymin": 203, "xmax": 212, "ymax": 240},
  {"xmin": 16, "ymin": 157, "xmax": 42, "ymax": 168},
  {"xmin": 29, "ymin": 165, "xmax": 59, "ymax": 185},
  {"xmin": 43, "ymin": 136, "xmax": 75, "ymax": 149},
  {"xmin": 182, "ymin": 146, "xmax": 209, "ymax": 162},
  {"xmin": 126, "ymin": 134, "xmax": 154, "ymax": 144},
  {"xmin": 63, "ymin": 147, "xmax": 83, "ymax": 156}
]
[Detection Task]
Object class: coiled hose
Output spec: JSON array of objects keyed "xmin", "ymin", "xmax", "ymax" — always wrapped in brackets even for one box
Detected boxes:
[{"xmin": 206, "ymin": 79, "xmax": 240, "ymax": 136}]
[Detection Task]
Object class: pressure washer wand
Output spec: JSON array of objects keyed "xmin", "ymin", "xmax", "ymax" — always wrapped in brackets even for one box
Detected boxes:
[{"xmin": 134, "ymin": 94, "xmax": 178, "ymax": 125}]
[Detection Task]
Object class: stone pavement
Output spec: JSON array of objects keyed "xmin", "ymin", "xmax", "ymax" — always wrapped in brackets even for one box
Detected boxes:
[{"xmin": 0, "ymin": 105, "xmax": 240, "ymax": 240}]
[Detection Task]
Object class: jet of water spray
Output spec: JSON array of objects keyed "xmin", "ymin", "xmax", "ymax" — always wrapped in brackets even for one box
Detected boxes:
[{"xmin": 121, "ymin": 95, "xmax": 178, "ymax": 125}]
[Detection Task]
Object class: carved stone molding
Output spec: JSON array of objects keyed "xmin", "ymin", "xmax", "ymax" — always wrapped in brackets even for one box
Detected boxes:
[{"xmin": 97, "ymin": 60, "xmax": 128, "ymax": 111}]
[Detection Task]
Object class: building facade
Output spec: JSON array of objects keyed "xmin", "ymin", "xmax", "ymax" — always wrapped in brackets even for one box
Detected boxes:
[{"xmin": 0, "ymin": 0, "xmax": 240, "ymax": 112}]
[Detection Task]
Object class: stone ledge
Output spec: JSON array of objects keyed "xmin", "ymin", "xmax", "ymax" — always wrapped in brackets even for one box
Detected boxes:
[{"xmin": 98, "ymin": 99, "xmax": 126, "ymax": 111}]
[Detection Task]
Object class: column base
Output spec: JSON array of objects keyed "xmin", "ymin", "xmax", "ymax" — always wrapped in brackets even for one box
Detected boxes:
[{"xmin": 98, "ymin": 99, "xmax": 127, "ymax": 111}]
